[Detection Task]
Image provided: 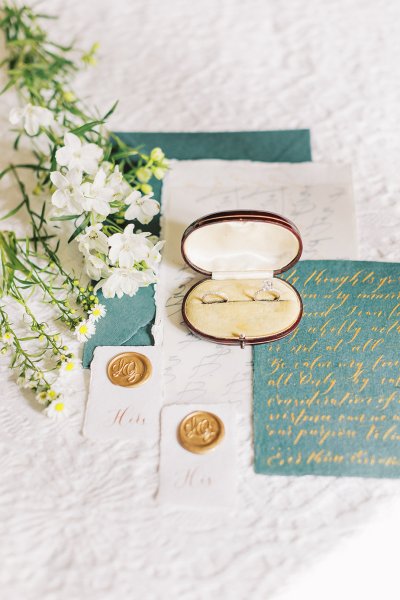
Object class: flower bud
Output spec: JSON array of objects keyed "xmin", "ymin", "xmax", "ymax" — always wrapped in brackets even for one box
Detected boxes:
[
  {"xmin": 136, "ymin": 167, "xmax": 152, "ymax": 183},
  {"xmin": 140, "ymin": 183, "xmax": 153, "ymax": 194},
  {"xmin": 63, "ymin": 91, "xmax": 76, "ymax": 103},
  {"xmin": 150, "ymin": 147, "xmax": 165, "ymax": 162},
  {"xmin": 153, "ymin": 167, "xmax": 166, "ymax": 180}
]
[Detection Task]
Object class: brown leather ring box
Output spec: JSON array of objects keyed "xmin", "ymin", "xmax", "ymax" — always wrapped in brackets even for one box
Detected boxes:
[{"xmin": 181, "ymin": 210, "xmax": 303, "ymax": 347}]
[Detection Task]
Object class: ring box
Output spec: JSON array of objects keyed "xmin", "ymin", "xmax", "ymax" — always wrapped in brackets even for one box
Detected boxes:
[{"xmin": 181, "ymin": 210, "xmax": 303, "ymax": 347}]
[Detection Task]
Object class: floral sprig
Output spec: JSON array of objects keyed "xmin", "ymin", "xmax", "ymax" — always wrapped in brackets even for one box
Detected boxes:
[
  {"xmin": 49, "ymin": 133, "xmax": 166, "ymax": 298},
  {"xmin": 0, "ymin": 3, "xmax": 167, "ymax": 417}
]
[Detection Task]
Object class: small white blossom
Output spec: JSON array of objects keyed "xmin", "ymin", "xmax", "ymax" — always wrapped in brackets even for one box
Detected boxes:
[
  {"xmin": 88, "ymin": 304, "xmax": 106, "ymax": 322},
  {"xmin": 124, "ymin": 191, "xmax": 160, "ymax": 225},
  {"xmin": 45, "ymin": 399, "xmax": 70, "ymax": 420},
  {"xmin": 77, "ymin": 224, "xmax": 109, "ymax": 255},
  {"xmin": 36, "ymin": 390, "xmax": 49, "ymax": 405},
  {"xmin": 94, "ymin": 268, "xmax": 150, "ymax": 299},
  {"xmin": 105, "ymin": 165, "xmax": 131, "ymax": 198},
  {"xmin": 146, "ymin": 240, "xmax": 165, "ymax": 270},
  {"xmin": 75, "ymin": 319, "xmax": 96, "ymax": 342},
  {"xmin": 9, "ymin": 103, "xmax": 53, "ymax": 136},
  {"xmin": 61, "ymin": 360, "xmax": 79, "ymax": 373},
  {"xmin": 80, "ymin": 168, "xmax": 114, "ymax": 217},
  {"xmin": 139, "ymin": 269, "xmax": 158, "ymax": 285},
  {"xmin": 56, "ymin": 132, "xmax": 103, "ymax": 175},
  {"xmin": 82, "ymin": 250, "xmax": 110, "ymax": 280},
  {"xmin": 2, "ymin": 332, "xmax": 14, "ymax": 345},
  {"xmin": 108, "ymin": 223, "xmax": 152, "ymax": 268},
  {"xmin": 17, "ymin": 374, "xmax": 38, "ymax": 390},
  {"xmin": 50, "ymin": 169, "xmax": 83, "ymax": 212}
]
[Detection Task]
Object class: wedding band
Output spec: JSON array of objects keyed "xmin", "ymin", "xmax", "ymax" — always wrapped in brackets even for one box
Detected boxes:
[
  {"xmin": 253, "ymin": 288, "xmax": 280, "ymax": 302},
  {"xmin": 201, "ymin": 291, "xmax": 228, "ymax": 304}
]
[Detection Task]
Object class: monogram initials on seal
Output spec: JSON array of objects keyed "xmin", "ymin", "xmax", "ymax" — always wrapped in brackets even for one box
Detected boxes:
[
  {"xmin": 107, "ymin": 352, "xmax": 152, "ymax": 388},
  {"xmin": 111, "ymin": 357, "xmax": 138, "ymax": 383}
]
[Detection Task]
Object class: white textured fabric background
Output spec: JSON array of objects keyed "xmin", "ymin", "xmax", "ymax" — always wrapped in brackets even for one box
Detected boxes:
[{"xmin": 0, "ymin": 1, "xmax": 399, "ymax": 599}]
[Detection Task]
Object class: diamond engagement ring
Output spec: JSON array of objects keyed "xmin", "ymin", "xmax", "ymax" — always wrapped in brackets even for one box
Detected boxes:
[{"xmin": 253, "ymin": 280, "xmax": 280, "ymax": 302}]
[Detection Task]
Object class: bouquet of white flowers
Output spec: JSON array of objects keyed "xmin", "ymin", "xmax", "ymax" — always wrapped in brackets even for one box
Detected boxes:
[{"xmin": 0, "ymin": 3, "xmax": 168, "ymax": 416}]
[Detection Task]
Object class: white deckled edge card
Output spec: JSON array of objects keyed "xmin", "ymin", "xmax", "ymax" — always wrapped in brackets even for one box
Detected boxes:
[
  {"xmin": 83, "ymin": 346, "xmax": 161, "ymax": 443},
  {"xmin": 158, "ymin": 403, "xmax": 237, "ymax": 509}
]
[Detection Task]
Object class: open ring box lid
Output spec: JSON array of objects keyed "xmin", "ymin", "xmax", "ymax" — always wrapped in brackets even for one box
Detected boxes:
[{"xmin": 181, "ymin": 210, "xmax": 303, "ymax": 347}]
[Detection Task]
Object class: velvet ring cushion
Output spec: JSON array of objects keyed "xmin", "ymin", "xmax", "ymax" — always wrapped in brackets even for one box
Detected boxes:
[
  {"xmin": 184, "ymin": 278, "xmax": 302, "ymax": 341},
  {"xmin": 181, "ymin": 210, "xmax": 303, "ymax": 346}
]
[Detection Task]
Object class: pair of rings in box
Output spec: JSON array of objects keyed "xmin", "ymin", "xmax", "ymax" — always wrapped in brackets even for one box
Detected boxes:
[
  {"xmin": 201, "ymin": 281, "xmax": 280, "ymax": 304},
  {"xmin": 106, "ymin": 351, "xmax": 223, "ymax": 455},
  {"xmin": 181, "ymin": 209, "xmax": 303, "ymax": 347}
]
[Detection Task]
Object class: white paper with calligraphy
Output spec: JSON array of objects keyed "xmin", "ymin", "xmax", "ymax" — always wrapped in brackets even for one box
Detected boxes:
[
  {"xmin": 83, "ymin": 346, "xmax": 162, "ymax": 442},
  {"xmin": 158, "ymin": 403, "xmax": 237, "ymax": 508},
  {"xmin": 160, "ymin": 160, "xmax": 357, "ymax": 412}
]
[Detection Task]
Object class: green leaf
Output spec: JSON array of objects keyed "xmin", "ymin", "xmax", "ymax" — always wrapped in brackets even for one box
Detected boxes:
[
  {"xmin": 111, "ymin": 149, "xmax": 140, "ymax": 160},
  {"xmin": 0, "ymin": 198, "xmax": 25, "ymax": 221},
  {"xmin": 103, "ymin": 100, "xmax": 118, "ymax": 121},
  {"xmin": 13, "ymin": 276, "xmax": 34, "ymax": 287},
  {"xmin": 50, "ymin": 214, "xmax": 82, "ymax": 221},
  {"xmin": 38, "ymin": 202, "xmax": 47, "ymax": 229},
  {"xmin": 70, "ymin": 120, "xmax": 104, "ymax": 135},
  {"xmin": 0, "ymin": 79, "xmax": 15, "ymax": 95},
  {"xmin": 68, "ymin": 215, "xmax": 90, "ymax": 243}
]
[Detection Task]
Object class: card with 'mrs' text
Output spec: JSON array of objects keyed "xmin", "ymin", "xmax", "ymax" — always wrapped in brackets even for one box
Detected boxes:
[{"xmin": 83, "ymin": 346, "xmax": 161, "ymax": 443}]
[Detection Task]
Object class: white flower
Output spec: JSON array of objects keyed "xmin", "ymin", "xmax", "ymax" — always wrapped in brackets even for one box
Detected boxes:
[
  {"xmin": 106, "ymin": 165, "xmax": 131, "ymax": 198},
  {"xmin": 2, "ymin": 331, "xmax": 14, "ymax": 345},
  {"xmin": 56, "ymin": 132, "xmax": 103, "ymax": 175},
  {"xmin": 80, "ymin": 168, "xmax": 114, "ymax": 217},
  {"xmin": 138, "ymin": 269, "xmax": 157, "ymax": 285},
  {"xmin": 36, "ymin": 390, "xmax": 49, "ymax": 405},
  {"xmin": 146, "ymin": 240, "xmax": 165, "ymax": 270},
  {"xmin": 45, "ymin": 399, "xmax": 70, "ymax": 420},
  {"xmin": 61, "ymin": 360, "xmax": 79, "ymax": 373},
  {"xmin": 82, "ymin": 250, "xmax": 110, "ymax": 280},
  {"xmin": 108, "ymin": 223, "xmax": 152, "ymax": 268},
  {"xmin": 88, "ymin": 304, "xmax": 106, "ymax": 322},
  {"xmin": 94, "ymin": 268, "xmax": 147, "ymax": 299},
  {"xmin": 9, "ymin": 103, "xmax": 53, "ymax": 136},
  {"xmin": 35, "ymin": 388, "xmax": 58, "ymax": 405},
  {"xmin": 75, "ymin": 319, "xmax": 96, "ymax": 342},
  {"xmin": 124, "ymin": 190, "xmax": 160, "ymax": 225},
  {"xmin": 50, "ymin": 169, "xmax": 83, "ymax": 212},
  {"xmin": 77, "ymin": 224, "xmax": 109, "ymax": 255}
]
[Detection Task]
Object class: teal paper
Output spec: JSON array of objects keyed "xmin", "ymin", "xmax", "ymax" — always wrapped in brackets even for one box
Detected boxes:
[
  {"xmin": 83, "ymin": 130, "xmax": 312, "ymax": 367},
  {"xmin": 253, "ymin": 260, "xmax": 400, "ymax": 479},
  {"xmin": 82, "ymin": 287, "xmax": 155, "ymax": 365}
]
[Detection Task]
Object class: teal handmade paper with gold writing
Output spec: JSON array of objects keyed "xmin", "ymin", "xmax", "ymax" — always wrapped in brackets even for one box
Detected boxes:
[{"xmin": 253, "ymin": 260, "xmax": 400, "ymax": 478}]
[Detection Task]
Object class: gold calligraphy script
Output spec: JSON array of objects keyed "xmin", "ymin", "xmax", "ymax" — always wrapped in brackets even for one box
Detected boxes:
[
  {"xmin": 107, "ymin": 352, "xmax": 152, "ymax": 388},
  {"xmin": 178, "ymin": 410, "xmax": 225, "ymax": 454},
  {"xmin": 254, "ymin": 262, "xmax": 400, "ymax": 477}
]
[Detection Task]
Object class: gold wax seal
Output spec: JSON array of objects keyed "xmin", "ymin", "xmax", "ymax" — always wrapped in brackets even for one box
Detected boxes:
[
  {"xmin": 107, "ymin": 352, "xmax": 152, "ymax": 387},
  {"xmin": 178, "ymin": 411, "xmax": 225, "ymax": 454}
]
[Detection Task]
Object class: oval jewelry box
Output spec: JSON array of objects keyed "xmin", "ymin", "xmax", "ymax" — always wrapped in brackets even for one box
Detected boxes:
[{"xmin": 181, "ymin": 210, "xmax": 303, "ymax": 347}]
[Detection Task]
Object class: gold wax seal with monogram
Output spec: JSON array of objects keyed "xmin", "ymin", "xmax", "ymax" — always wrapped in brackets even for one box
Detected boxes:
[
  {"xmin": 107, "ymin": 352, "xmax": 152, "ymax": 388},
  {"xmin": 178, "ymin": 411, "xmax": 225, "ymax": 454}
]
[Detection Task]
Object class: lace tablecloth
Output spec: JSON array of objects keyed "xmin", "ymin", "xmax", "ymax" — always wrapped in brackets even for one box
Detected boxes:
[{"xmin": 0, "ymin": 1, "xmax": 399, "ymax": 598}]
